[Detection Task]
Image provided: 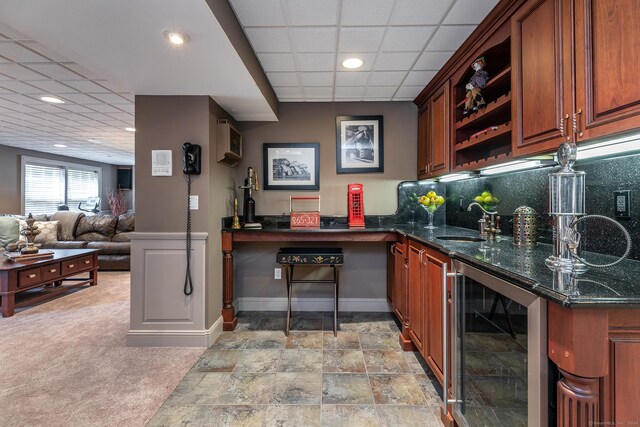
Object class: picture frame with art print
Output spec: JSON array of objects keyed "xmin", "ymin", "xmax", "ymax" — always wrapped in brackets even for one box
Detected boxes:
[
  {"xmin": 336, "ymin": 115, "xmax": 384, "ymax": 174},
  {"xmin": 263, "ymin": 143, "xmax": 320, "ymax": 190}
]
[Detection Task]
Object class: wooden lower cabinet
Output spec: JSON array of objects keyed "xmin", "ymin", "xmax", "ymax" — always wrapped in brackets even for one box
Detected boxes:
[
  {"xmin": 408, "ymin": 241, "xmax": 426, "ymax": 353},
  {"xmin": 388, "ymin": 237, "xmax": 414, "ymax": 351},
  {"xmin": 549, "ymin": 303, "xmax": 640, "ymax": 426}
]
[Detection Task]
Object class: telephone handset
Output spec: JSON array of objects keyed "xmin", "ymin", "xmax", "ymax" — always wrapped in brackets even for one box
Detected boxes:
[{"xmin": 182, "ymin": 142, "xmax": 201, "ymax": 175}]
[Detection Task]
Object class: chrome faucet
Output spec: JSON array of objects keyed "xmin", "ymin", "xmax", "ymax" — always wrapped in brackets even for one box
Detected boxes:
[{"xmin": 467, "ymin": 202, "xmax": 501, "ymax": 240}]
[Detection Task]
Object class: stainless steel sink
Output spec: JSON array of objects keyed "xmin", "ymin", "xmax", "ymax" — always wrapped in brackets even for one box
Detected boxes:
[{"xmin": 436, "ymin": 235, "xmax": 486, "ymax": 242}]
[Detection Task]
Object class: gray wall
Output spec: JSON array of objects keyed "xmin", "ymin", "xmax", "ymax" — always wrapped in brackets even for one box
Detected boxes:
[
  {"xmin": 237, "ymin": 102, "xmax": 418, "ymax": 216},
  {"xmin": 0, "ymin": 144, "xmax": 120, "ymax": 214},
  {"xmin": 134, "ymin": 95, "xmax": 235, "ymax": 326},
  {"xmin": 233, "ymin": 102, "xmax": 418, "ymax": 301}
]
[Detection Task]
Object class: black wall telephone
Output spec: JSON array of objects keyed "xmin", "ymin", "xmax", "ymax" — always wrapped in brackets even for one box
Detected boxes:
[{"xmin": 182, "ymin": 142, "xmax": 201, "ymax": 175}]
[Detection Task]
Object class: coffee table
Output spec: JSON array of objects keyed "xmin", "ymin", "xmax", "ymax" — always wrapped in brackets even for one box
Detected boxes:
[{"xmin": 0, "ymin": 248, "xmax": 99, "ymax": 317}]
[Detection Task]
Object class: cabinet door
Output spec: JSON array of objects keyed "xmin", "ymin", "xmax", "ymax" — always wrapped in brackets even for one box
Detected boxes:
[
  {"xmin": 392, "ymin": 243, "xmax": 407, "ymax": 321},
  {"xmin": 417, "ymin": 104, "xmax": 429, "ymax": 179},
  {"xmin": 408, "ymin": 242, "xmax": 425, "ymax": 352},
  {"xmin": 511, "ymin": 0, "xmax": 572, "ymax": 156},
  {"xmin": 573, "ymin": 0, "xmax": 640, "ymax": 143},
  {"xmin": 428, "ymin": 81, "xmax": 450, "ymax": 177},
  {"xmin": 425, "ymin": 249, "xmax": 445, "ymax": 380}
]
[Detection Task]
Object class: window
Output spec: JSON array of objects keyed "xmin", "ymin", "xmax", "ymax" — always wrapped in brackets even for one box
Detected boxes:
[{"xmin": 22, "ymin": 157, "xmax": 101, "ymax": 215}]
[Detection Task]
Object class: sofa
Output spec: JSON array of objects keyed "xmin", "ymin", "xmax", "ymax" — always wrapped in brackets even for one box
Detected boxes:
[{"xmin": 0, "ymin": 212, "xmax": 134, "ymax": 271}]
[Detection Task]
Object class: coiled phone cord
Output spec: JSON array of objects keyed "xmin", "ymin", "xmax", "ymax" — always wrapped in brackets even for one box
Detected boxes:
[{"xmin": 184, "ymin": 174, "xmax": 194, "ymax": 295}]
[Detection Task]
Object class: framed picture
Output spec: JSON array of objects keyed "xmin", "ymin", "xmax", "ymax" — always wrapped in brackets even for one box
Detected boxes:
[
  {"xmin": 263, "ymin": 143, "xmax": 320, "ymax": 190},
  {"xmin": 336, "ymin": 115, "xmax": 384, "ymax": 174}
]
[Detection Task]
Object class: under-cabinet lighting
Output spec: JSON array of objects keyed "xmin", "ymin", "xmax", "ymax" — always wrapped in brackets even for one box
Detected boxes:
[
  {"xmin": 480, "ymin": 159, "xmax": 555, "ymax": 176},
  {"xmin": 438, "ymin": 172, "xmax": 477, "ymax": 182},
  {"xmin": 576, "ymin": 133, "xmax": 640, "ymax": 161},
  {"xmin": 54, "ymin": 144, "xmax": 67, "ymax": 148}
]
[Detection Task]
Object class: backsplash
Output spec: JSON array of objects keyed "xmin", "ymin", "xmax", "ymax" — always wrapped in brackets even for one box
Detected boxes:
[
  {"xmin": 445, "ymin": 153, "xmax": 640, "ymax": 261},
  {"xmin": 394, "ymin": 181, "xmax": 447, "ymax": 227}
]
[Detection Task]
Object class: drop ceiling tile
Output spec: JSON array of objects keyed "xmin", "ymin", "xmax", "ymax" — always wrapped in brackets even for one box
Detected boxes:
[
  {"xmin": 443, "ymin": 0, "xmax": 499, "ymax": 24},
  {"xmin": 20, "ymin": 41, "xmax": 70, "ymax": 62},
  {"xmin": 404, "ymin": 70, "xmax": 437, "ymax": 86},
  {"xmin": 0, "ymin": 63, "xmax": 45, "ymax": 80},
  {"xmin": 57, "ymin": 104, "xmax": 95, "ymax": 114},
  {"xmin": 0, "ymin": 42, "xmax": 49, "ymax": 63},
  {"xmin": 374, "ymin": 52, "xmax": 419, "ymax": 71},
  {"xmin": 390, "ymin": 0, "xmax": 454, "ymax": 25},
  {"xmin": 230, "ymin": 0, "xmax": 286, "ymax": 26},
  {"xmin": 341, "ymin": 0, "xmax": 395, "ymax": 25},
  {"xmin": 0, "ymin": 80, "xmax": 42, "ymax": 94},
  {"xmin": 273, "ymin": 86, "xmax": 303, "ymax": 98},
  {"xmin": 413, "ymin": 51, "xmax": 454, "ymax": 70},
  {"xmin": 304, "ymin": 86, "xmax": 333, "ymax": 98},
  {"xmin": 337, "ymin": 53, "xmax": 377, "ymax": 71},
  {"xmin": 426, "ymin": 25, "xmax": 476, "ymax": 51},
  {"xmin": 63, "ymin": 63, "xmax": 102, "ymax": 81},
  {"xmin": 296, "ymin": 53, "xmax": 335, "ymax": 72},
  {"xmin": 257, "ymin": 53, "xmax": 297, "ymax": 72},
  {"xmin": 369, "ymin": 71, "xmax": 407, "ymax": 86},
  {"xmin": 0, "ymin": 93, "xmax": 42, "ymax": 105},
  {"xmin": 63, "ymin": 80, "xmax": 111, "ymax": 93},
  {"xmin": 286, "ymin": 0, "xmax": 338, "ymax": 26},
  {"xmin": 106, "ymin": 112, "xmax": 134, "ymax": 121},
  {"xmin": 245, "ymin": 28, "xmax": 292, "ymax": 53},
  {"xmin": 335, "ymin": 71, "xmax": 370, "ymax": 86},
  {"xmin": 0, "ymin": 86, "xmax": 12, "ymax": 94},
  {"xmin": 395, "ymin": 85, "xmax": 424, "ymax": 99},
  {"xmin": 380, "ymin": 26, "xmax": 436, "ymax": 52},
  {"xmin": 0, "ymin": 23, "xmax": 30, "ymax": 40},
  {"xmin": 28, "ymin": 103, "xmax": 66, "ymax": 113},
  {"xmin": 338, "ymin": 27, "xmax": 385, "ymax": 53},
  {"xmin": 25, "ymin": 63, "xmax": 82, "ymax": 80},
  {"xmin": 118, "ymin": 93, "xmax": 134, "ymax": 102},
  {"xmin": 267, "ymin": 72, "xmax": 299, "ymax": 87},
  {"xmin": 334, "ymin": 86, "xmax": 365, "ymax": 98},
  {"xmin": 28, "ymin": 80, "xmax": 77, "ymax": 94},
  {"xmin": 90, "ymin": 92, "xmax": 131, "ymax": 104},
  {"xmin": 57, "ymin": 93, "xmax": 100, "ymax": 104},
  {"xmin": 300, "ymin": 72, "xmax": 334, "ymax": 86},
  {"xmin": 365, "ymin": 86, "xmax": 397, "ymax": 97},
  {"xmin": 291, "ymin": 28, "xmax": 337, "ymax": 53}
]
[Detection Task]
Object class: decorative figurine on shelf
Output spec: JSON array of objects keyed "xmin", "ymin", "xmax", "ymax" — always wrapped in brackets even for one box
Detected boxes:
[
  {"xmin": 20, "ymin": 213, "xmax": 40, "ymax": 255},
  {"xmin": 231, "ymin": 198, "xmax": 241, "ymax": 230},
  {"xmin": 463, "ymin": 56, "xmax": 489, "ymax": 115}
]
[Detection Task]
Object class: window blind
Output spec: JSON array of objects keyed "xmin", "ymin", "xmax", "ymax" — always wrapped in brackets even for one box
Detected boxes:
[
  {"xmin": 24, "ymin": 163, "xmax": 65, "ymax": 215},
  {"xmin": 67, "ymin": 168, "xmax": 99, "ymax": 211}
]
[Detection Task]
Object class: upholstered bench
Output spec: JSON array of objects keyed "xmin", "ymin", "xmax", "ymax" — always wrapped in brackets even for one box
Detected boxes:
[{"xmin": 276, "ymin": 247, "xmax": 344, "ymax": 336}]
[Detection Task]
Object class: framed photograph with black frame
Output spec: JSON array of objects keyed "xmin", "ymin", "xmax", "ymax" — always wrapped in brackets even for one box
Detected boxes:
[
  {"xmin": 336, "ymin": 115, "xmax": 384, "ymax": 174},
  {"xmin": 263, "ymin": 143, "xmax": 320, "ymax": 190}
]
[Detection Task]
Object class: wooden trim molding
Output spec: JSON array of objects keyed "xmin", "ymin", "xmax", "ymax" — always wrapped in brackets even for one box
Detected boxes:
[{"xmin": 557, "ymin": 369, "xmax": 599, "ymax": 426}]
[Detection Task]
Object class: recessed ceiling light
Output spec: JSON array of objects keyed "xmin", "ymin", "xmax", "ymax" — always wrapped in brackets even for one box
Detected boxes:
[
  {"xmin": 342, "ymin": 58, "xmax": 364, "ymax": 69},
  {"xmin": 40, "ymin": 96, "xmax": 64, "ymax": 104},
  {"xmin": 54, "ymin": 144, "xmax": 67, "ymax": 148},
  {"xmin": 125, "ymin": 127, "xmax": 136, "ymax": 132},
  {"xmin": 162, "ymin": 29, "xmax": 190, "ymax": 45}
]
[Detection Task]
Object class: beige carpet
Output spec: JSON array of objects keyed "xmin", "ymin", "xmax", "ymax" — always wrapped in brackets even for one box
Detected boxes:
[{"xmin": 0, "ymin": 272, "xmax": 204, "ymax": 427}]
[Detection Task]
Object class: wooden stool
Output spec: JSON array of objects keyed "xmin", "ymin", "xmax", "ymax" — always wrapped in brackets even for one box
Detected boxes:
[{"xmin": 276, "ymin": 247, "xmax": 344, "ymax": 336}]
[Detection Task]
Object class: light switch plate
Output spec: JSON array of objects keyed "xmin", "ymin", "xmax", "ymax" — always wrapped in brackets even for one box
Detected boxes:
[
  {"xmin": 189, "ymin": 195, "xmax": 199, "ymax": 210},
  {"xmin": 614, "ymin": 190, "xmax": 630, "ymax": 219}
]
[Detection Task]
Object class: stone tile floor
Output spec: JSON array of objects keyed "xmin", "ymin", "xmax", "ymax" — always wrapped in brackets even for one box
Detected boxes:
[{"xmin": 148, "ymin": 312, "xmax": 445, "ymax": 427}]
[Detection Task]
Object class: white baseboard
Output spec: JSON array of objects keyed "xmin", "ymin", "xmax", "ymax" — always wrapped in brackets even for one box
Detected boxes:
[
  {"xmin": 126, "ymin": 315, "xmax": 223, "ymax": 347},
  {"xmin": 236, "ymin": 297, "xmax": 391, "ymax": 312}
]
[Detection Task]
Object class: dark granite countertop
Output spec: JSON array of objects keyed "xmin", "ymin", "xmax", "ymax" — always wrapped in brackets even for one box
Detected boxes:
[{"xmin": 223, "ymin": 217, "xmax": 640, "ymax": 308}]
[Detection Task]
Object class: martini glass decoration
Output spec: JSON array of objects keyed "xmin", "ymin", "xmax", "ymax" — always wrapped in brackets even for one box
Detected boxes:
[{"xmin": 418, "ymin": 192, "xmax": 445, "ymax": 229}]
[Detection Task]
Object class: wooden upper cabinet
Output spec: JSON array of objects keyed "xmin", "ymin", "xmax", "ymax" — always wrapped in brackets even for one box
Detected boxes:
[
  {"xmin": 417, "ymin": 105, "xmax": 429, "ymax": 179},
  {"xmin": 417, "ymin": 81, "xmax": 450, "ymax": 179},
  {"xmin": 428, "ymin": 82, "xmax": 450, "ymax": 177},
  {"xmin": 573, "ymin": 0, "xmax": 640, "ymax": 142},
  {"xmin": 511, "ymin": 0, "xmax": 572, "ymax": 156}
]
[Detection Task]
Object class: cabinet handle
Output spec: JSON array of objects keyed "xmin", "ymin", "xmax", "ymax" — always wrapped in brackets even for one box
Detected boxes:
[
  {"xmin": 28, "ymin": 273, "xmax": 36, "ymax": 279},
  {"xmin": 68, "ymin": 264, "xmax": 75, "ymax": 268},
  {"xmin": 390, "ymin": 244, "xmax": 395, "ymax": 256},
  {"xmin": 573, "ymin": 108, "xmax": 583, "ymax": 138},
  {"xmin": 560, "ymin": 113, "xmax": 569, "ymax": 137},
  {"xmin": 418, "ymin": 249, "xmax": 425, "ymax": 263},
  {"xmin": 49, "ymin": 268, "xmax": 56, "ymax": 273}
]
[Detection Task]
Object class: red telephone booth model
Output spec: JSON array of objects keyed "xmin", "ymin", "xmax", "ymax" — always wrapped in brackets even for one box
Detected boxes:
[{"xmin": 348, "ymin": 183, "xmax": 365, "ymax": 227}]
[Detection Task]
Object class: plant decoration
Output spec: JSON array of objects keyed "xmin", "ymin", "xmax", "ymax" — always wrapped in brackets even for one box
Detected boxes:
[{"xmin": 107, "ymin": 188, "xmax": 128, "ymax": 216}]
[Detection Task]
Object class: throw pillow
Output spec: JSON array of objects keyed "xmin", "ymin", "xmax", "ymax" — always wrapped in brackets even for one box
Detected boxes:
[
  {"xmin": 17, "ymin": 220, "xmax": 59, "ymax": 244},
  {"xmin": 0, "ymin": 217, "xmax": 19, "ymax": 247}
]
